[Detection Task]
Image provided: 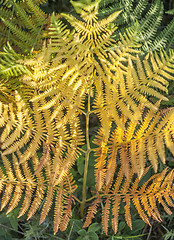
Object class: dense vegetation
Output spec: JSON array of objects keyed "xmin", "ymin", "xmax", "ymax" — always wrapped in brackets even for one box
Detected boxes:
[{"xmin": 0, "ymin": 0, "xmax": 174, "ymax": 239}]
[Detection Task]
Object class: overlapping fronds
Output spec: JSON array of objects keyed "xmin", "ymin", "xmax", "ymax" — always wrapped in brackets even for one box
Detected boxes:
[
  {"xmin": 0, "ymin": 0, "xmax": 48, "ymax": 52},
  {"xmin": 93, "ymin": 106, "xmax": 174, "ymax": 187},
  {"xmin": 0, "ymin": 90, "xmax": 84, "ymax": 178},
  {"xmin": 0, "ymin": 43, "xmax": 33, "ymax": 103},
  {"xmin": 37, "ymin": 4, "xmax": 174, "ymax": 131},
  {"xmin": 0, "ymin": 43, "xmax": 84, "ymax": 179},
  {"xmin": 99, "ymin": 0, "xmax": 174, "ymax": 51},
  {"xmin": 93, "ymin": 48, "xmax": 174, "ymax": 138},
  {"xmin": 0, "ymin": 42, "xmax": 30, "ymax": 77},
  {"xmin": 0, "ymin": 152, "xmax": 77, "ymax": 234},
  {"xmin": 84, "ymin": 167, "xmax": 174, "ymax": 235},
  {"xmin": 0, "ymin": 0, "xmax": 173, "ymax": 235}
]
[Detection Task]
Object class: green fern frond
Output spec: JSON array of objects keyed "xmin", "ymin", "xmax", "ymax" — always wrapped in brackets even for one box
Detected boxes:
[
  {"xmin": 99, "ymin": 0, "xmax": 174, "ymax": 52},
  {"xmin": 24, "ymin": 0, "xmax": 46, "ymax": 23},
  {"xmin": 0, "ymin": 43, "xmax": 31, "ymax": 77},
  {"xmin": 140, "ymin": 0, "xmax": 164, "ymax": 51},
  {"xmin": 166, "ymin": 9, "xmax": 174, "ymax": 15},
  {"xmin": 13, "ymin": 3, "xmax": 38, "ymax": 33},
  {"xmin": 152, "ymin": 18, "xmax": 174, "ymax": 50},
  {"xmin": 0, "ymin": 0, "xmax": 47, "ymax": 52},
  {"xmin": 132, "ymin": 0, "xmax": 148, "ymax": 19},
  {"xmin": 99, "ymin": 0, "xmax": 121, "ymax": 17}
]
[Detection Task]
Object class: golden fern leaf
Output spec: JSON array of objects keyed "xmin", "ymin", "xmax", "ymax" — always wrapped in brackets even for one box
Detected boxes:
[
  {"xmin": 39, "ymin": 185, "xmax": 55, "ymax": 225},
  {"xmin": 83, "ymin": 197, "xmax": 101, "ymax": 228},
  {"xmin": 54, "ymin": 186, "xmax": 64, "ymax": 234},
  {"xmin": 84, "ymin": 167, "xmax": 174, "ymax": 234},
  {"xmin": 112, "ymin": 195, "xmax": 121, "ymax": 234},
  {"xmin": 59, "ymin": 195, "xmax": 74, "ymax": 232},
  {"xmin": 0, "ymin": 151, "xmax": 77, "ymax": 234},
  {"xmin": 93, "ymin": 131, "xmax": 108, "ymax": 192},
  {"xmin": 0, "ymin": 0, "xmax": 174, "ymax": 235},
  {"xmin": 26, "ymin": 1, "xmax": 173, "ymax": 137},
  {"xmin": 102, "ymin": 197, "xmax": 110, "ymax": 235},
  {"xmin": 59, "ymin": 174, "xmax": 77, "ymax": 232},
  {"xmin": 124, "ymin": 194, "xmax": 132, "ymax": 230},
  {"xmin": 94, "ymin": 106, "xmax": 174, "ymax": 181}
]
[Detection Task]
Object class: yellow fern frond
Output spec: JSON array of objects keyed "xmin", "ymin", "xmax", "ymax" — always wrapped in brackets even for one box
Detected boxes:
[
  {"xmin": 94, "ymin": 107, "xmax": 174, "ymax": 179},
  {"xmin": 84, "ymin": 167, "xmax": 174, "ymax": 234},
  {"xmin": 0, "ymin": 151, "xmax": 77, "ymax": 234},
  {"xmin": 0, "ymin": 0, "xmax": 174, "ymax": 235},
  {"xmin": 83, "ymin": 197, "xmax": 101, "ymax": 228},
  {"xmin": 102, "ymin": 197, "xmax": 110, "ymax": 235},
  {"xmin": 54, "ymin": 186, "xmax": 64, "ymax": 234}
]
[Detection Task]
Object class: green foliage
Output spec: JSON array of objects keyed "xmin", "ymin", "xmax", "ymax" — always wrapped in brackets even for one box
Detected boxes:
[
  {"xmin": 99, "ymin": 0, "xmax": 174, "ymax": 51},
  {"xmin": 0, "ymin": 0, "xmax": 48, "ymax": 52}
]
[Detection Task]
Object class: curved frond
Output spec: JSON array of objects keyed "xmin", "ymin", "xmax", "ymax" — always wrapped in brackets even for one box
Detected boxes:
[
  {"xmin": 0, "ymin": 153, "xmax": 77, "ymax": 234},
  {"xmin": 84, "ymin": 167, "xmax": 174, "ymax": 234},
  {"xmin": 94, "ymin": 106, "xmax": 174, "ymax": 178}
]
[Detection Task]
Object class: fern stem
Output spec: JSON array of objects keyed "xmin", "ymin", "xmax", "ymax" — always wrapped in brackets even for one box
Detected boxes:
[
  {"xmin": 80, "ymin": 149, "xmax": 90, "ymax": 217},
  {"xmin": 80, "ymin": 92, "xmax": 91, "ymax": 218}
]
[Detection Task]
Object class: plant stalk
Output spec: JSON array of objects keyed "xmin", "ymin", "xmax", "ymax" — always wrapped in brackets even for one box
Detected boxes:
[{"xmin": 80, "ymin": 92, "xmax": 91, "ymax": 218}]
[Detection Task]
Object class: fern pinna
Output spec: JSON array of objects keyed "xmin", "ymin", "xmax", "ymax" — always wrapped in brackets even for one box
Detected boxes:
[
  {"xmin": 99, "ymin": 0, "xmax": 174, "ymax": 51},
  {"xmin": 0, "ymin": 0, "xmax": 48, "ymax": 52},
  {"xmin": 0, "ymin": 0, "xmax": 174, "ymax": 235}
]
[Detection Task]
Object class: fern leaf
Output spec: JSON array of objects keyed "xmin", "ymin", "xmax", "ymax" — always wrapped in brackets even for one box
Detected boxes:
[
  {"xmin": 14, "ymin": 3, "xmax": 38, "ymax": 33},
  {"xmin": 6, "ymin": 184, "xmax": 23, "ymax": 215},
  {"xmin": 152, "ymin": 18, "xmax": 174, "ymax": 50},
  {"xmin": 124, "ymin": 194, "xmax": 132, "ymax": 230},
  {"xmin": 102, "ymin": 197, "xmax": 110, "ymax": 234},
  {"xmin": 39, "ymin": 185, "xmax": 54, "ymax": 224},
  {"xmin": 133, "ymin": 196, "xmax": 151, "ymax": 225},
  {"xmin": 0, "ymin": 183, "xmax": 14, "ymax": 211},
  {"xmin": 59, "ymin": 195, "xmax": 74, "ymax": 232},
  {"xmin": 54, "ymin": 187, "xmax": 64, "ymax": 234},
  {"xmin": 89, "ymin": 167, "xmax": 174, "ymax": 233},
  {"xmin": 94, "ymin": 135, "xmax": 108, "ymax": 191},
  {"xmin": 112, "ymin": 195, "xmax": 121, "ymax": 234},
  {"xmin": 83, "ymin": 197, "xmax": 101, "ymax": 228}
]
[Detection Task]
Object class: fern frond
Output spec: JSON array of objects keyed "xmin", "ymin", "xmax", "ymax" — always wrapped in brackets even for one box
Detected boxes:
[
  {"xmin": 152, "ymin": 18, "xmax": 174, "ymax": 50},
  {"xmin": 0, "ymin": 151, "xmax": 77, "ymax": 234},
  {"xmin": 1, "ymin": 17, "xmax": 36, "ymax": 48},
  {"xmin": 0, "ymin": 0, "xmax": 47, "ymax": 51},
  {"xmin": 83, "ymin": 197, "xmax": 101, "ymax": 228},
  {"xmin": 0, "ymin": 1, "xmax": 173, "ymax": 235},
  {"xmin": 59, "ymin": 195, "xmax": 74, "ymax": 232},
  {"xmin": 25, "ymin": 0, "xmax": 46, "ymax": 23},
  {"xmin": 140, "ymin": 0, "xmax": 163, "ymax": 52},
  {"xmin": 0, "ymin": 43, "xmax": 31, "ymax": 77},
  {"xmin": 13, "ymin": 3, "xmax": 38, "ymax": 33},
  {"xmin": 102, "ymin": 197, "xmax": 110, "ymax": 235},
  {"xmin": 84, "ymin": 167, "xmax": 174, "ymax": 234},
  {"xmin": 99, "ymin": 0, "xmax": 174, "ymax": 52},
  {"xmin": 112, "ymin": 195, "xmax": 121, "ymax": 234},
  {"xmin": 94, "ymin": 106, "xmax": 174, "ymax": 179},
  {"xmin": 54, "ymin": 186, "xmax": 64, "ymax": 234},
  {"xmin": 94, "ymin": 133, "xmax": 108, "ymax": 191}
]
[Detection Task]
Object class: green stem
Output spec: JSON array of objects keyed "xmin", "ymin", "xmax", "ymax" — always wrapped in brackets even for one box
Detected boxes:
[{"xmin": 80, "ymin": 92, "xmax": 91, "ymax": 218}]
